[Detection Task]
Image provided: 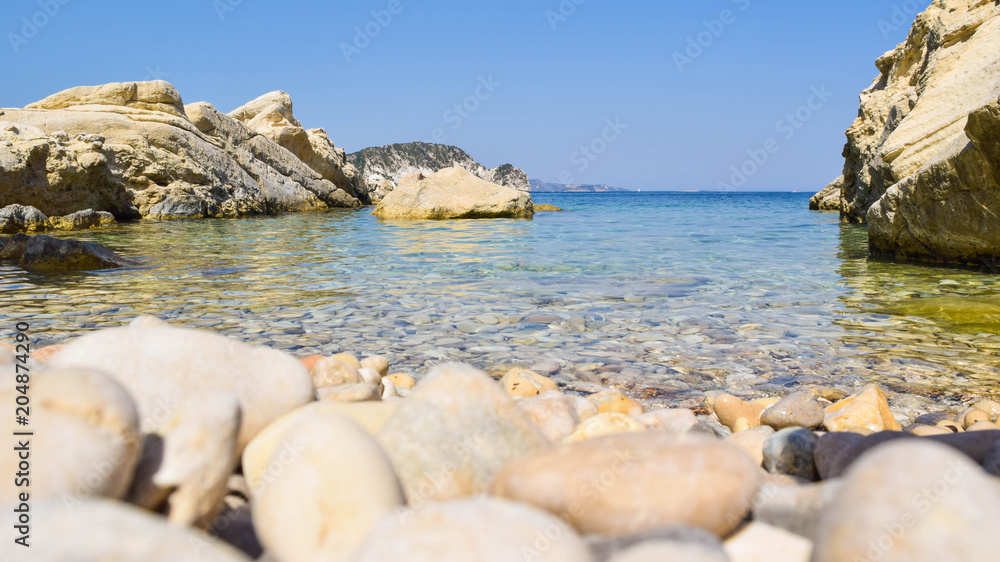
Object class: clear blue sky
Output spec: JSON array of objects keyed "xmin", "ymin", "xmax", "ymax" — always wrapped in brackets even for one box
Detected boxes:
[{"xmin": 0, "ymin": 0, "xmax": 922, "ymax": 191}]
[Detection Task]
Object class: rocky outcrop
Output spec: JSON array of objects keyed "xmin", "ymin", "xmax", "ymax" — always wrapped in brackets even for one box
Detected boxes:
[
  {"xmin": 868, "ymin": 96, "xmax": 1000, "ymax": 264},
  {"xmin": 809, "ymin": 176, "xmax": 843, "ymax": 212},
  {"xmin": 812, "ymin": 0, "xmax": 1000, "ymax": 224},
  {"xmin": 811, "ymin": 0, "xmax": 1000, "ymax": 264},
  {"xmin": 1, "ymin": 81, "xmax": 361, "ymax": 221},
  {"xmin": 228, "ymin": 91, "xmax": 368, "ymax": 204},
  {"xmin": 348, "ymin": 142, "xmax": 529, "ymax": 202},
  {"xmin": 0, "ymin": 203, "xmax": 50, "ymax": 233},
  {"xmin": 0, "ymin": 233, "xmax": 136, "ymax": 271},
  {"xmin": 372, "ymin": 167, "xmax": 534, "ymax": 219}
]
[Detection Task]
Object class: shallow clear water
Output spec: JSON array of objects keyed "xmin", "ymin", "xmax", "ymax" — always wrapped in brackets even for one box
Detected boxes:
[{"xmin": 3, "ymin": 192, "xmax": 999, "ymax": 403}]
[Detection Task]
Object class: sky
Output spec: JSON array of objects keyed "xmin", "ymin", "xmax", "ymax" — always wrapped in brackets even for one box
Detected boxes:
[{"xmin": 0, "ymin": 0, "xmax": 923, "ymax": 191}]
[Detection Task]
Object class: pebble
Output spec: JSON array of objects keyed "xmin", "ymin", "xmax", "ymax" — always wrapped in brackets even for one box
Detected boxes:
[
  {"xmin": 377, "ymin": 363, "xmax": 548, "ymax": 504},
  {"xmin": 566, "ymin": 412, "xmax": 645, "ymax": 441},
  {"xmin": 129, "ymin": 391, "xmax": 241, "ymax": 528},
  {"xmin": 608, "ymin": 540, "xmax": 729, "ymax": 562},
  {"xmin": 752, "ymin": 480, "xmax": 841, "ymax": 539},
  {"xmin": 812, "ymin": 440, "xmax": 1000, "ymax": 561},
  {"xmin": 0, "ymin": 368, "xmax": 141, "ymax": 503},
  {"xmin": 48, "ymin": 318, "xmax": 314, "ymax": 453},
  {"xmin": 518, "ymin": 390, "xmax": 584, "ymax": 441},
  {"xmin": 972, "ymin": 399, "xmax": 1000, "ymax": 421},
  {"xmin": 252, "ymin": 408, "xmax": 404, "ymax": 562},
  {"xmin": 588, "ymin": 388, "xmax": 645, "ymax": 416},
  {"xmin": 984, "ymin": 440, "xmax": 1000, "ymax": 477},
  {"xmin": 822, "ymin": 430, "xmax": 1000, "ymax": 479},
  {"xmin": 316, "ymin": 382, "xmax": 381, "ymax": 403},
  {"xmin": 822, "ymin": 384, "xmax": 901, "ymax": 432},
  {"xmin": 500, "ymin": 368, "xmax": 558, "ymax": 398},
  {"xmin": 360, "ymin": 355, "xmax": 390, "ymax": 376},
  {"xmin": 331, "ymin": 352, "xmax": 362, "ymax": 369},
  {"xmin": 760, "ymin": 392, "xmax": 825, "ymax": 430},
  {"xmin": 490, "ymin": 433, "xmax": 761, "ymax": 537},
  {"xmin": 28, "ymin": 498, "xmax": 251, "ymax": 561},
  {"xmin": 386, "ymin": 372, "xmax": 415, "ymax": 389},
  {"xmin": 725, "ymin": 425, "xmax": 775, "ymax": 466},
  {"xmin": 310, "ymin": 356, "xmax": 363, "ymax": 388},
  {"xmin": 353, "ymin": 498, "xmax": 593, "ymax": 562},
  {"xmin": 714, "ymin": 394, "xmax": 766, "ymax": 431},
  {"xmin": 634, "ymin": 408, "xmax": 697, "ymax": 433},
  {"xmin": 763, "ymin": 428, "xmax": 818, "ymax": 481},
  {"xmin": 724, "ymin": 522, "xmax": 812, "ymax": 562}
]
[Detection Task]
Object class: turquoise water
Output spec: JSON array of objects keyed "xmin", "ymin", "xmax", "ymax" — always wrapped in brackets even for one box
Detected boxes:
[{"xmin": 3, "ymin": 192, "xmax": 999, "ymax": 401}]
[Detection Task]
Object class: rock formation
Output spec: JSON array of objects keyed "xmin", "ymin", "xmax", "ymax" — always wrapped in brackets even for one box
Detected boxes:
[
  {"xmin": 372, "ymin": 167, "xmax": 534, "ymax": 220},
  {"xmin": 0, "ymin": 233, "xmax": 136, "ymax": 271},
  {"xmin": 0, "ymin": 81, "xmax": 363, "ymax": 222},
  {"xmin": 348, "ymin": 142, "xmax": 529, "ymax": 202},
  {"xmin": 811, "ymin": 0, "xmax": 1000, "ymax": 264}
]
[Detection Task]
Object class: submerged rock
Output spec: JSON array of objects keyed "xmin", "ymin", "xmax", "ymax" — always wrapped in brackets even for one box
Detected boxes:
[
  {"xmin": 48, "ymin": 208, "xmax": 116, "ymax": 231},
  {"xmin": 0, "ymin": 233, "xmax": 135, "ymax": 271},
  {"xmin": 372, "ymin": 166, "xmax": 534, "ymax": 220}
]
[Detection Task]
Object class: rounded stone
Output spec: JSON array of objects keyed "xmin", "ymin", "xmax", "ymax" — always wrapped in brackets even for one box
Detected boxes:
[
  {"xmin": 762, "ymin": 427, "xmax": 818, "ymax": 481},
  {"xmin": 48, "ymin": 320, "xmax": 314, "ymax": 453},
  {"xmin": 813, "ymin": 440, "xmax": 1000, "ymax": 561},
  {"xmin": 588, "ymin": 388, "xmax": 644, "ymax": 416},
  {"xmin": 386, "ymin": 372, "xmax": 415, "ymax": 389},
  {"xmin": 609, "ymin": 540, "xmax": 728, "ymax": 562},
  {"xmin": 310, "ymin": 356, "xmax": 362, "ymax": 389},
  {"xmin": 823, "ymin": 384, "xmax": 901, "ymax": 433},
  {"xmin": 360, "ymin": 355, "xmax": 390, "ymax": 377},
  {"xmin": 760, "ymin": 392, "xmax": 825, "ymax": 430},
  {"xmin": 500, "ymin": 368, "xmax": 558, "ymax": 398},
  {"xmin": 725, "ymin": 425, "xmax": 775, "ymax": 467},
  {"xmin": 252, "ymin": 409, "xmax": 405, "ymax": 562},
  {"xmin": 12, "ymin": 498, "xmax": 251, "ymax": 561},
  {"xmin": 491, "ymin": 432, "xmax": 761, "ymax": 537},
  {"xmin": 376, "ymin": 363, "xmax": 549, "ymax": 504},
  {"xmin": 634, "ymin": 408, "xmax": 698, "ymax": 433},
  {"xmin": 331, "ymin": 352, "xmax": 362, "ymax": 369},
  {"xmin": 972, "ymin": 399, "xmax": 1000, "ymax": 421},
  {"xmin": 0, "ymin": 368, "xmax": 141, "ymax": 504},
  {"xmin": 518, "ymin": 390, "xmax": 583, "ymax": 442},
  {"xmin": 566, "ymin": 412, "xmax": 645, "ymax": 442},
  {"xmin": 353, "ymin": 497, "xmax": 593, "ymax": 562},
  {"xmin": 316, "ymin": 382, "xmax": 381, "ymax": 403},
  {"xmin": 984, "ymin": 440, "xmax": 1000, "ymax": 477},
  {"xmin": 243, "ymin": 401, "xmax": 399, "ymax": 493}
]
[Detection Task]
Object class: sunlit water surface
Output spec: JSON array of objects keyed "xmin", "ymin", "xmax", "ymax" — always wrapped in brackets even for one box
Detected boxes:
[{"xmin": 3, "ymin": 193, "xmax": 999, "ymax": 403}]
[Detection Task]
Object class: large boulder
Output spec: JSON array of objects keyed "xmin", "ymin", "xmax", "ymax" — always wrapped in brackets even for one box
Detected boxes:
[
  {"xmin": 348, "ymin": 141, "xmax": 530, "ymax": 203},
  {"xmin": 373, "ymin": 166, "xmax": 534, "ymax": 219},
  {"xmin": 868, "ymin": 96, "xmax": 1000, "ymax": 264},
  {"xmin": 0, "ymin": 233, "xmax": 135, "ymax": 271},
  {"xmin": 808, "ymin": 176, "xmax": 842, "ymax": 212},
  {"xmin": 1, "ymin": 81, "xmax": 360, "ymax": 220},
  {"xmin": 814, "ymin": 1, "xmax": 1000, "ymax": 224}
]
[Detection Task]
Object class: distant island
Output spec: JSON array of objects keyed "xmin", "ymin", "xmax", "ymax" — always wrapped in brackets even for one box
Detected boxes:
[{"xmin": 528, "ymin": 179, "xmax": 633, "ymax": 193}]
